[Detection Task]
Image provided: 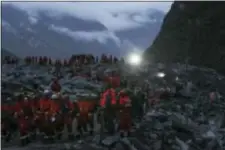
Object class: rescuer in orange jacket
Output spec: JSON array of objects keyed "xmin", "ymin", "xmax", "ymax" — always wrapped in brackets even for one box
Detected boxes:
[
  {"xmin": 27, "ymin": 96, "xmax": 40, "ymax": 140},
  {"xmin": 39, "ymin": 95, "xmax": 52, "ymax": 113},
  {"xmin": 1, "ymin": 101, "xmax": 17, "ymax": 143},
  {"xmin": 118, "ymin": 92, "xmax": 132, "ymax": 137},
  {"xmin": 20, "ymin": 97, "xmax": 33, "ymax": 118},
  {"xmin": 38, "ymin": 90, "xmax": 53, "ymax": 142},
  {"xmin": 50, "ymin": 94, "xmax": 64, "ymax": 140},
  {"xmin": 62, "ymin": 95, "xmax": 75, "ymax": 140},
  {"xmin": 100, "ymin": 88, "xmax": 117, "ymax": 107},
  {"xmin": 18, "ymin": 115, "xmax": 30, "ymax": 146},
  {"xmin": 76, "ymin": 100, "xmax": 89, "ymax": 136},
  {"xmin": 13, "ymin": 96, "xmax": 31, "ymax": 146},
  {"xmin": 99, "ymin": 88, "xmax": 117, "ymax": 134},
  {"xmin": 20, "ymin": 97, "xmax": 36, "ymax": 140},
  {"xmin": 118, "ymin": 90, "xmax": 130, "ymax": 105},
  {"xmin": 76, "ymin": 99, "xmax": 96, "ymax": 136}
]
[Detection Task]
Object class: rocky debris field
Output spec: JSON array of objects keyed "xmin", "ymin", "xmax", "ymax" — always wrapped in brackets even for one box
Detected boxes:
[{"xmin": 2, "ymin": 62, "xmax": 225, "ymax": 150}]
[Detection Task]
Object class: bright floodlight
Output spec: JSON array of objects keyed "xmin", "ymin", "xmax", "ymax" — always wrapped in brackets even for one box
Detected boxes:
[
  {"xmin": 128, "ymin": 53, "xmax": 142, "ymax": 66},
  {"xmin": 157, "ymin": 72, "xmax": 165, "ymax": 78}
]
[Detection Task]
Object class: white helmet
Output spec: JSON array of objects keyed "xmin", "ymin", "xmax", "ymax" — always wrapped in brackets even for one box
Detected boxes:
[
  {"xmin": 51, "ymin": 94, "xmax": 58, "ymax": 99},
  {"xmin": 44, "ymin": 89, "xmax": 50, "ymax": 94}
]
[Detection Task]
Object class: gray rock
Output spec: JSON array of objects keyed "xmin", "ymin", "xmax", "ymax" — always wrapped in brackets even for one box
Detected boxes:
[{"xmin": 101, "ymin": 136, "xmax": 119, "ymax": 146}]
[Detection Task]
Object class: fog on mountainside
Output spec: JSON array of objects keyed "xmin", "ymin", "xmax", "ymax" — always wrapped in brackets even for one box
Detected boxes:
[{"xmin": 1, "ymin": 3, "xmax": 165, "ymax": 58}]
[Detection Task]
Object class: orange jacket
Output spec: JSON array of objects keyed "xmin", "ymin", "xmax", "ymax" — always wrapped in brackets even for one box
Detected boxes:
[
  {"xmin": 100, "ymin": 89, "xmax": 116, "ymax": 107},
  {"xmin": 66, "ymin": 101, "xmax": 74, "ymax": 110},
  {"xmin": 39, "ymin": 98, "xmax": 51, "ymax": 112},
  {"xmin": 119, "ymin": 95, "xmax": 130, "ymax": 105},
  {"xmin": 50, "ymin": 101, "xmax": 60, "ymax": 115},
  {"xmin": 77, "ymin": 101, "xmax": 95, "ymax": 114},
  {"xmin": 14, "ymin": 102, "xmax": 22, "ymax": 113}
]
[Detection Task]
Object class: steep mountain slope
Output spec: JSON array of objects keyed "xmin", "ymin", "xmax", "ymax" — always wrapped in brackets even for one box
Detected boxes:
[
  {"xmin": 1, "ymin": 3, "xmax": 165, "ymax": 58},
  {"xmin": 1, "ymin": 48, "xmax": 17, "ymax": 58},
  {"xmin": 116, "ymin": 9, "xmax": 164, "ymax": 49},
  {"xmin": 145, "ymin": 1, "xmax": 225, "ymax": 74}
]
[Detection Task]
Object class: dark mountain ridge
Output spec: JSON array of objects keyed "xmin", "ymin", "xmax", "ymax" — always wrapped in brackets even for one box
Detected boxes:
[
  {"xmin": 1, "ymin": 48, "xmax": 18, "ymax": 58},
  {"xmin": 145, "ymin": 1, "xmax": 225, "ymax": 74}
]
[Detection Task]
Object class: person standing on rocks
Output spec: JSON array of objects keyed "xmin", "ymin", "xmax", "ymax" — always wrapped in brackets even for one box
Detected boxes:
[
  {"xmin": 62, "ymin": 95, "xmax": 75, "ymax": 140},
  {"xmin": 130, "ymin": 89, "xmax": 145, "ymax": 119},
  {"xmin": 118, "ymin": 90, "xmax": 132, "ymax": 137},
  {"xmin": 51, "ymin": 78, "xmax": 61, "ymax": 93},
  {"xmin": 50, "ymin": 94, "xmax": 65, "ymax": 141},
  {"xmin": 38, "ymin": 90, "xmax": 54, "ymax": 142},
  {"xmin": 14, "ymin": 96, "xmax": 31, "ymax": 146},
  {"xmin": 76, "ymin": 99, "xmax": 95, "ymax": 137},
  {"xmin": 99, "ymin": 88, "xmax": 117, "ymax": 134},
  {"xmin": 2, "ymin": 100, "xmax": 18, "ymax": 143}
]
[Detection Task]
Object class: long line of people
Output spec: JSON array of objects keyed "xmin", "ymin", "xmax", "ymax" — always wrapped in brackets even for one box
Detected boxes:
[
  {"xmin": 2, "ymin": 76, "xmax": 181, "ymax": 147},
  {"xmin": 1, "ymin": 85, "xmax": 142, "ymax": 146},
  {"xmin": 4, "ymin": 64, "xmax": 181, "ymax": 146},
  {"xmin": 2, "ymin": 56, "xmax": 19, "ymax": 65},
  {"xmin": 2, "ymin": 54, "xmax": 121, "ymax": 66},
  {"xmin": 23, "ymin": 54, "xmax": 120, "ymax": 66},
  {"xmin": 2, "ymin": 55, "xmax": 171, "ymax": 147}
]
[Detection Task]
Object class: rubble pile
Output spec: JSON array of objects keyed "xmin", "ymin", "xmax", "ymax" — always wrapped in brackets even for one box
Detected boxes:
[
  {"xmin": 2, "ymin": 63, "xmax": 225, "ymax": 150},
  {"xmin": 1, "ymin": 64, "xmax": 106, "ymax": 102}
]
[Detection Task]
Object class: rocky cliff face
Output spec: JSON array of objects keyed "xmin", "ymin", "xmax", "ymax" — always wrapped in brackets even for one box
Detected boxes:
[{"xmin": 145, "ymin": 1, "xmax": 225, "ymax": 74}]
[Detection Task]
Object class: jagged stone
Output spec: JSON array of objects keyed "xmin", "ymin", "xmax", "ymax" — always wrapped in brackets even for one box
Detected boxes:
[{"xmin": 145, "ymin": 1, "xmax": 225, "ymax": 75}]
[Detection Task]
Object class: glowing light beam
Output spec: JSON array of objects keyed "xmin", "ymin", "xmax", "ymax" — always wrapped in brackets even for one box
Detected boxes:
[
  {"xmin": 157, "ymin": 72, "xmax": 165, "ymax": 78},
  {"xmin": 127, "ymin": 53, "xmax": 142, "ymax": 66}
]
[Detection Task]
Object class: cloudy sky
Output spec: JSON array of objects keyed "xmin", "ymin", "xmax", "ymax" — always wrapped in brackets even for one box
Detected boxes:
[
  {"xmin": 2, "ymin": 1, "xmax": 173, "ymax": 54},
  {"xmin": 6, "ymin": 2, "xmax": 173, "ymax": 31}
]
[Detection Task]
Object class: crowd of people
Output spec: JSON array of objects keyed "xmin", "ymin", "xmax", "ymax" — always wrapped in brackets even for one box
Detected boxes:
[
  {"xmin": 2, "ymin": 54, "xmax": 122, "ymax": 66},
  {"xmin": 4, "ymin": 53, "xmax": 215, "ymax": 147},
  {"xmin": 2, "ymin": 56, "xmax": 19, "ymax": 64},
  {"xmin": 1, "ymin": 72, "xmax": 156, "ymax": 146}
]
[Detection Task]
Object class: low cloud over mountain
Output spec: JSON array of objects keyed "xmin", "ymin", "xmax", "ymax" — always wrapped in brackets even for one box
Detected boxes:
[{"xmin": 1, "ymin": 2, "xmax": 172, "ymax": 58}]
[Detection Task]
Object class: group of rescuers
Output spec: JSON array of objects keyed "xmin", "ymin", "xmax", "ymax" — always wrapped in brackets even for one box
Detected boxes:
[
  {"xmin": 3, "ymin": 53, "xmax": 121, "ymax": 65},
  {"xmin": 1, "ymin": 73, "xmax": 168, "ymax": 146}
]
